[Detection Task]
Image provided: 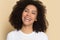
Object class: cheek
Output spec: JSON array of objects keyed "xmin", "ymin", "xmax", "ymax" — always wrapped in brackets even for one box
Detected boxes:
[
  {"xmin": 31, "ymin": 15, "xmax": 37, "ymax": 21},
  {"xmin": 22, "ymin": 12, "xmax": 26, "ymax": 18}
]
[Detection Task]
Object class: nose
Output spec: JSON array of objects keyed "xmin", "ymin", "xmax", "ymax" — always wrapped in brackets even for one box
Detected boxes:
[{"xmin": 26, "ymin": 12, "xmax": 31, "ymax": 16}]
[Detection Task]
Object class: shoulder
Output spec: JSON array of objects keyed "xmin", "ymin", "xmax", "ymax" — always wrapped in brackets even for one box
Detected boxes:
[
  {"xmin": 38, "ymin": 32, "xmax": 48, "ymax": 37},
  {"xmin": 37, "ymin": 32, "xmax": 48, "ymax": 40},
  {"xmin": 6, "ymin": 30, "xmax": 18, "ymax": 40},
  {"xmin": 7, "ymin": 30, "xmax": 18, "ymax": 36}
]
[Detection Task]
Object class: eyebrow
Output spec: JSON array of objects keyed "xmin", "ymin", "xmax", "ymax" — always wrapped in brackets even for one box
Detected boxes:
[
  {"xmin": 25, "ymin": 8, "xmax": 37, "ymax": 12},
  {"xmin": 25, "ymin": 8, "xmax": 29, "ymax": 10}
]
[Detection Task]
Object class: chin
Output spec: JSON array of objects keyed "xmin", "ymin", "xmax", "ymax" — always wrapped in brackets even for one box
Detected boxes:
[{"xmin": 23, "ymin": 22, "xmax": 32, "ymax": 26}]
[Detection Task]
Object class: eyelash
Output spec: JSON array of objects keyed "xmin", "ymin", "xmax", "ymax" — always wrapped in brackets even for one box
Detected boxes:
[
  {"xmin": 24, "ymin": 10, "xmax": 36, "ymax": 15},
  {"xmin": 32, "ymin": 12, "xmax": 36, "ymax": 14},
  {"xmin": 24, "ymin": 10, "xmax": 28, "ymax": 12}
]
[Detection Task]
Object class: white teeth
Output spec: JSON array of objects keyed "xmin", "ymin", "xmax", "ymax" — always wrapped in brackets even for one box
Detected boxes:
[{"xmin": 24, "ymin": 17, "xmax": 31, "ymax": 21}]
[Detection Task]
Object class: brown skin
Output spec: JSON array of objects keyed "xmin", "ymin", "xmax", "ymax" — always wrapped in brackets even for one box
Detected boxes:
[{"xmin": 21, "ymin": 5, "xmax": 38, "ymax": 34}]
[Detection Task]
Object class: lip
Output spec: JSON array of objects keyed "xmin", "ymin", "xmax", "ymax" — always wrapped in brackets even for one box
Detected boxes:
[{"xmin": 24, "ymin": 17, "xmax": 32, "ymax": 22}]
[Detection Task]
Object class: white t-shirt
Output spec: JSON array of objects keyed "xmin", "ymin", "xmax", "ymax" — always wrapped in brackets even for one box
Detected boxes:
[{"xmin": 7, "ymin": 30, "xmax": 48, "ymax": 40}]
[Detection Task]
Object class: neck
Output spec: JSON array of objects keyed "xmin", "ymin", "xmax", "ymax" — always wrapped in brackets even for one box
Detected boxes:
[{"xmin": 21, "ymin": 25, "xmax": 33, "ymax": 34}]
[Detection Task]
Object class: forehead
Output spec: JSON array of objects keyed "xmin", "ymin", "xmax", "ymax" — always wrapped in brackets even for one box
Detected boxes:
[{"xmin": 25, "ymin": 4, "xmax": 37, "ymax": 10}]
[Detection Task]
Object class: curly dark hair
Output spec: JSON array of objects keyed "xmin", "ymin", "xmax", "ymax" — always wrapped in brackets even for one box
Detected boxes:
[{"xmin": 9, "ymin": 0, "xmax": 48, "ymax": 32}]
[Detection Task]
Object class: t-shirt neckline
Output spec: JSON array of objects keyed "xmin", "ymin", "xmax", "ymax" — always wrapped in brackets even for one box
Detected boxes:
[{"xmin": 19, "ymin": 30, "xmax": 35, "ymax": 36}]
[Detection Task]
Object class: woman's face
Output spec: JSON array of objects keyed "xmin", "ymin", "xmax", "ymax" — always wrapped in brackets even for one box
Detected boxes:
[{"xmin": 22, "ymin": 5, "xmax": 38, "ymax": 26}]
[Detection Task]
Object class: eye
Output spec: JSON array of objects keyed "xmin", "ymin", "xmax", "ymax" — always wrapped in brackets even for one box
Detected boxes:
[
  {"xmin": 24, "ymin": 8, "xmax": 29, "ymax": 12},
  {"xmin": 24, "ymin": 10, "xmax": 28, "ymax": 12},
  {"xmin": 32, "ymin": 12, "xmax": 36, "ymax": 14},
  {"xmin": 32, "ymin": 11, "xmax": 37, "ymax": 15}
]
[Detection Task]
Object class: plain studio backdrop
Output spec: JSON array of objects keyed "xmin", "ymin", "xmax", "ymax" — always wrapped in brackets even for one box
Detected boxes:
[{"xmin": 0, "ymin": 0, "xmax": 60, "ymax": 40}]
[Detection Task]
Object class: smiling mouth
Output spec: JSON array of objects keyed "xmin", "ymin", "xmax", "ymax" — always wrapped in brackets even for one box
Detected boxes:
[{"xmin": 24, "ymin": 17, "xmax": 32, "ymax": 22}]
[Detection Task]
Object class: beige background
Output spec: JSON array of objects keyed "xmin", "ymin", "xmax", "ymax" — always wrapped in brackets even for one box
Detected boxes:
[{"xmin": 0, "ymin": 0, "xmax": 60, "ymax": 40}]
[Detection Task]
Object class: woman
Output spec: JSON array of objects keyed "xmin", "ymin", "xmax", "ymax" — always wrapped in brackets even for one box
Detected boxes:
[{"xmin": 7, "ymin": 0, "xmax": 48, "ymax": 40}]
